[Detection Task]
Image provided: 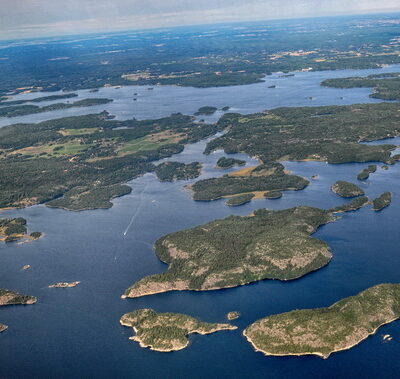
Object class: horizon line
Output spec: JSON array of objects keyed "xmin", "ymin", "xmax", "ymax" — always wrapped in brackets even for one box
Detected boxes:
[{"xmin": 1, "ymin": 9, "xmax": 399, "ymax": 43}]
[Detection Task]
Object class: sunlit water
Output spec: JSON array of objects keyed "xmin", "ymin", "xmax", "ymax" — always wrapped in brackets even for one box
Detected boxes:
[
  {"xmin": 0, "ymin": 67, "xmax": 400, "ymax": 378},
  {"xmin": 1, "ymin": 64, "xmax": 400, "ymax": 127}
]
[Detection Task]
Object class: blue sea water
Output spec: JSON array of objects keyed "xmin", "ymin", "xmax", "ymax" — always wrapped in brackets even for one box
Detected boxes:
[{"xmin": 0, "ymin": 67, "xmax": 400, "ymax": 378}]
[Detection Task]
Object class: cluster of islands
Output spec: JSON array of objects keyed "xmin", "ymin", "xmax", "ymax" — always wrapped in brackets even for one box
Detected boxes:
[
  {"xmin": 0, "ymin": 95, "xmax": 113, "ymax": 118},
  {"xmin": 0, "ymin": 69, "xmax": 399, "ymax": 358},
  {"xmin": 0, "ymin": 98, "xmax": 399, "ymax": 211},
  {"xmin": 123, "ymin": 183, "xmax": 389, "ymax": 302},
  {"xmin": 0, "ymin": 218, "xmax": 41, "ymax": 243},
  {"xmin": 121, "ymin": 283, "xmax": 400, "ymax": 357}
]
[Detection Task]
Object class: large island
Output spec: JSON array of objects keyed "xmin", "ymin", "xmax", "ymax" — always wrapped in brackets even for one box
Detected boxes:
[
  {"xmin": 205, "ymin": 103, "xmax": 400, "ymax": 164},
  {"xmin": 0, "ymin": 98, "xmax": 113, "ymax": 118},
  {"xmin": 322, "ymin": 73, "xmax": 400, "ymax": 100},
  {"xmin": 243, "ymin": 283, "xmax": 400, "ymax": 359},
  {"xmin": 123, "ymin": 205, "xmax": 366, "ymax": 299},
  {"xmin": 191, "ymin": 163, "xmax": 308, "ymax": 202}
]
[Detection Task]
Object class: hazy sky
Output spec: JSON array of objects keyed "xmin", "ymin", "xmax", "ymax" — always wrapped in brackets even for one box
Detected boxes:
[{"xmin": 1, "ymin": 0, "xmax": 400, "ymax": 40}]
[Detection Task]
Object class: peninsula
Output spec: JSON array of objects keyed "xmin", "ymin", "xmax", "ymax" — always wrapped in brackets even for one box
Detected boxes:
[
  {"xmin": 124, "ymin": 206, "xmax": 351, "ymax": 298},
  {"xmin": 329, "ymin": 196, "xmax": 369, "ymax": 214},
  {"xmin": 0, "ymin": 98, "xmax": 113, "ymax": 118},
  {"xmin": 0, "ymin": 93, "xmax": 78, "ymax": 106},
  {"xmin": 120, "ymin": 309, "xmax": 237, "ymax": 352},
  {"xmin": 243, "ymin": 283, "xmax": 400, "ymax": 359}
]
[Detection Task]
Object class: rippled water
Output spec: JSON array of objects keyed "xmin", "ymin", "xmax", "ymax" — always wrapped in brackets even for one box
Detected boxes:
[{"xmin": 0, "ymin": 67, "xmax": 400, "ymax": 378}]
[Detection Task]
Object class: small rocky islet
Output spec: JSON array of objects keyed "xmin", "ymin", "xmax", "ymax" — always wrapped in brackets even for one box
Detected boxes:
[{"xmin": 120, "ymin": 309, "xmax": 236, "ymax": 352}]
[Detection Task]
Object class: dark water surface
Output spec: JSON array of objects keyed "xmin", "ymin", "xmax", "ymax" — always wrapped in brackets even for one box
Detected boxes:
[{"xmin": 0, "ymin": 67, "xmax": 400, "ymax": 378}]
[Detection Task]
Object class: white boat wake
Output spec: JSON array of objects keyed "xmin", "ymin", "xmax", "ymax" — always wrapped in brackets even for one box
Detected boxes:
[{"xmin": 123, "ymin": 183, "xmax": 149, "ymax": 236}]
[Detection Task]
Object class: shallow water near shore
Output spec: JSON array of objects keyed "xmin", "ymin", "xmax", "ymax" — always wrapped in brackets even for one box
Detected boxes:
[{"xmin": 0, "ymin": 67, "xmax": 400, "ymax": 378}]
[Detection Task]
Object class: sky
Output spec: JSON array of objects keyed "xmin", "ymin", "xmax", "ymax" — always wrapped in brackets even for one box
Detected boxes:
[{"xmin": 1, "ymin": 0, "xmax": 400, "ymax": 40}]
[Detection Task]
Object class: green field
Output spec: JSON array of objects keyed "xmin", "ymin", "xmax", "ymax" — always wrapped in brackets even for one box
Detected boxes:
[
  {"xmin": 14, "ymin": 140, "xmax": 92, "ymax": 158},
  {"xmin": 118, "ymin": 134, "xmax": 181, "ymax": 155},
  {"xmin": 59, "ymin": 128, "xmax": 100, "ymax": 136}
]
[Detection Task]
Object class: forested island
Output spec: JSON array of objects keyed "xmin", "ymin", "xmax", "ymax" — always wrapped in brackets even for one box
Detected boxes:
[
  {"xmin": 195, "ymin": 106, "xmax": 218, "ymax": 116},
  {"xmin": 0, "ymin": 289, "xmax": 37, "ymax": 333},
  {"xmin": 190, "ymin": 163, "xmax": 308, "ymax": 202},
  {"xmin": 205, "ymin": 103, "xmax": 400, "ymax": 164},
  {"xmin": 322, "ymin": 73, "xmax": 400, "ymax": 100},
  {"xmin": 123, "ymin": 205, "xmax": 368, "ymax": 299},
  {"xmin": 120, "ymin": 309, "xmax": 236, "ymax": 352},
  {"xmin": 372, "ymin": 192, "xmax": 392, "ymax": 211},
  {"xmin": 265, "ymin": 191, "xmax": 282, "ymax": 199},
  {"xmin": 0, "ymin": 112, "xmax": 222, "ymax": 211},
  {"xmin": 0, "ymin": 218, "xmax": 41, "ymax": 243},
  {"xmin": 243, "ymin": 284, "xmax": 400, "ymax": 359},
  {"xmin": 215, "ymin": 157, "xmax": 246, "ymax": 169},
  {"xmin": 0, "ymin": 98, "xmax": 113, "ymax": 118},
  {"xmin": 0, "ymin": 93, "xmax": 78, "ymax": 106},
  {"xmin": 329, "ymin": 196, "xmax": 370, "ymax": 214},
  {"xmin": 155, "ymin": 162, "xmax": 202, "ymax": 182},
  {"xmin": 357, "ymin": 165, "xmax": 377, "ymax": 181},
  {"xmin": 331, "ymin": 181, "xmax": 365, "ymax": 198},
  {"xmin": 227, "ymin": 312, "xmax": 240, "ymax": 321},
  {"xmin": 225, "ymin": 194, "xmax": 254, "ymax": 206},
  {"xmin": 0, "ymin": 289, "xmax": 37, "ymax": 306},
  {"xmin": 46, "ymin": 184, "xmax": 132, "ymax": 211}
]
